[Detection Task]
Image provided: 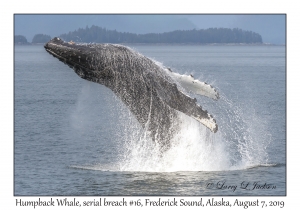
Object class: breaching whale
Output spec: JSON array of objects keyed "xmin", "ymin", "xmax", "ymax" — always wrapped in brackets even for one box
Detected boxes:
[{"xmin": 44, "ymin": 37, "xmax": 219, "ymax": 148}]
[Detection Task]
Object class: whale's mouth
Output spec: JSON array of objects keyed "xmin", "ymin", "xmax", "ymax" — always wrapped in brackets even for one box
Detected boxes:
[
  {"xmin": 44, "ymin": 37, "xmax": 67, "ymax": 55},
  {"xmin": 45, "ymin": 45, "xmax": 89, "ymax": 72},
  {"xmin": 45, "ymin": 37, "xmax": 76, "ymax": 64},
  {"xmin": 45, "ymin": 46, "xmax": 66, "ymax": 62},
  {"xmin": 44, "ymin": 37, "xmax": 98, "ymax": 79}
]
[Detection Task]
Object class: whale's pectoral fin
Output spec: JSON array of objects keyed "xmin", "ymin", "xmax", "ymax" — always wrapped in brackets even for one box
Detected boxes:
[
  {"xmin": 176, "ymin": 90, "xmax": 218, "ymax": 133},
  {"xmin": 166, "ymin": 69, "xmax": 219, "ymax": 100},
  {"xmin": 155, "ymin": 76, "xmax": 218, "ymax": 133}
]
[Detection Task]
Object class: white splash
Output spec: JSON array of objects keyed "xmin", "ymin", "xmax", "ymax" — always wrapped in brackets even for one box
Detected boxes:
[
  {"xmin": 70, "ymin": 74, "xmax": 272, "ymax": 173},
  {"xmin": 118, "ymin": 112, "xmax": 231, "ymax": 172},
  {"xmin": 115, "ymin": 91, "xmax": 272, "ymax": 172}
]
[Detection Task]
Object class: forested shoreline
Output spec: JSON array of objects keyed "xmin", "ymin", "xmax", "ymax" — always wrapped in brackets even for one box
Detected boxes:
[
  {"xmin": 60, "ymin": 26, "xmax": 262, "ymax": 44},
  {"xmin": 14, "ymin": 34, "xmax": 51, "ymax": 44},
  {"xmin": 15, "ymin": 26, "xmax": 263, "ymax": 45}
]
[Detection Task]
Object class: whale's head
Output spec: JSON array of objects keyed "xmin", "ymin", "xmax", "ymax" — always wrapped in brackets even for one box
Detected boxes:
[{"xmin": 44, "ymin": 37, "xmax": 111, "ymax": 83}]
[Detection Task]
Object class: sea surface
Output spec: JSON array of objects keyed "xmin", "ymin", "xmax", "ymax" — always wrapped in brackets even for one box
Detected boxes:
[{"xmin": 14, "ymin": 44, "xmax": 286, "ymax": 196}]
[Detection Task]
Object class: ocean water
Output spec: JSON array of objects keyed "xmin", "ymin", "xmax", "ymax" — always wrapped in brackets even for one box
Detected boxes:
[{"xmin": 14, "ymin": 44, "xmax": 286, "ymax": 196}]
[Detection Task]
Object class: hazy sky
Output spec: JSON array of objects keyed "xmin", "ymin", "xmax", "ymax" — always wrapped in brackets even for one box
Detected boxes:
[{"xmin": 14, "ymin": 14, "xmax": 285, "ymax": 44}]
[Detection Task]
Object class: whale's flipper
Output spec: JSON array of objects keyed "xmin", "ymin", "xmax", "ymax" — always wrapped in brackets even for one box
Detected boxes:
[
  {"xmin": 166, "ymin": 68, "xmax": 219, "ymax": 100},
  {"xmin": 144, "ymin": 70, "xmax": 218, "ymax": 133}
]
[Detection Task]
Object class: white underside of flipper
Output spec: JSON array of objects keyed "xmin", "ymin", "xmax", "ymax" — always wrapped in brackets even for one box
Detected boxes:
[
  {"xmin": 166, "ymin": 69, "xmax": 219, "ymax": 100},
  {"xmin": 192, "ymin": 113, "xmax": 218, "ymax": 133}
]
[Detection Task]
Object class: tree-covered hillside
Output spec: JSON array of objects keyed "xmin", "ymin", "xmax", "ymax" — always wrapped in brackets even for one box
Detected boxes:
[
  {"xmin": 32, "ymin": 34, "xmax": 52, "ymax": 44},
  {"xmin": 60, "ymin": 26, "xmax": 263, "ymax": 44},
  {"xmin": 14, "ymin": 35, "xmax": 28, "ymax": 44}
]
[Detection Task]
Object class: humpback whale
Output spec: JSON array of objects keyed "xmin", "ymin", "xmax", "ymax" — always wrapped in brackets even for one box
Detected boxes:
[{"xmin": 44, "ymin": 37, "xmax": 219, "ymax": 148}]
